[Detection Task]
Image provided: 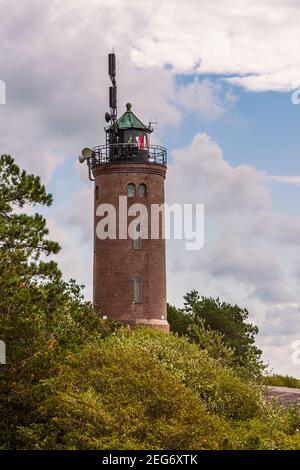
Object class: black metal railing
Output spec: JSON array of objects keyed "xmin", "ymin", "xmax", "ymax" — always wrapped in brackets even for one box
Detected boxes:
[
  {"xmin": 85, "ymin": 143, "xmax": 167, "ymax": 180},
  {"xmin": 91, "ymin": 143, "xmax": 166, "ymax": 164}
]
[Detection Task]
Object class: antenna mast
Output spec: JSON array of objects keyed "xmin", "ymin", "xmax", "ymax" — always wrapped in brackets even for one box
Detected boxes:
[{"xmin": 108, "ymin": 53, "xmax": 117, "ymax": 141}]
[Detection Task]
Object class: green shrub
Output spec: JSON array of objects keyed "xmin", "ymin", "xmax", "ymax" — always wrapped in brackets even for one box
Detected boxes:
[
  {"xmin": 16, "ymin": 340, "xmax": 228, "ymax": 450},
  {"xmin": 8, "ymin": 328, "xmax": 300, "ymax": 450},
  {"xmin": 106, "ymin": 328, "xmax": 262, "ymax": 420},
  {"xmin": 264, "ymin": 374, "xmax": 300, "ymax": 389}
]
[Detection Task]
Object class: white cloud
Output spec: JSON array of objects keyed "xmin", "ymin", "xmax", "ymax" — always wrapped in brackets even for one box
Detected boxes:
[
  {"xmin": 167, "ymin": 131, "xmax": 300, "ymax": 375},
  {"xmin": 252, "ymin": 212, "xmax": 300, "ymax": 245},
  {"xmin": 1, "ymin": 0, "xmax": 299, "ymax": 180},
  {"xmin": 47, "ymin": 214, "xmax": 93, "ymax": 299},
  {"xmin": 168, "ymin": 133, "xmax": 270, "ymax": 213},
  {"xmin": 176, "ymin": 79, "xmax": 225, "ymax": 119},
  {"xmin": 270, "ymin": 175, "xmax": 300, "ymax": 185},
  {"xmin": 0, "ymin": 0, "xmax": 182, "ymax": 179},
  {"xmin": 130, "ymin": 0, "xmax": 300, "ymax": 92}
]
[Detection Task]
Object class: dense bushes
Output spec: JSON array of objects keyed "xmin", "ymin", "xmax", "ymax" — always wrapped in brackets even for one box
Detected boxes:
[
  {"xmin": 106, "ymin": 329, "xmax": 261, "ymax": 420},
  {"xmin": 16, "ymin": 338, "xmax": 226, "ymax": 450},
  {"xmin": 2, "ymin": 155, "xmax": 300, "ymax": 450},
  {"xmin": 12, "ymin": 328, "xmax": 300, "ymax": 450},
  {"xmin": 264, "ymin": 374, "xmax": 300, "ymax": 389}
]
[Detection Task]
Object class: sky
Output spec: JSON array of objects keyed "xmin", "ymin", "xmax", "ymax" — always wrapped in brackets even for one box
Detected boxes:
[{"xmin": 1, "ymin": 0, "xmax": 300, "ymax": 376}]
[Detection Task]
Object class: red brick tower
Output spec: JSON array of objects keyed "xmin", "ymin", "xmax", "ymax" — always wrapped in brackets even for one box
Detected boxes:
[{"xmin": 79, "ymin": 54, "xmax": 169, "ymax": 332}]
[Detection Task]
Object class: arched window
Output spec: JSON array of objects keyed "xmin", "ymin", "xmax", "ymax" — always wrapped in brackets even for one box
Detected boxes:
[
  {"xmin": 134, "ymin": 274, "xmax": 142, "ymax": 303},
  {"xmin": 138, "ymin": 183, "xmax": 146, "ymax": 197},
  {"xmin": 133, "ymin": 223, "xmax": 142, "ymax": 250},
  {"xmin": 127, "ymin": 183, "xmax": 136, "ymax": 197}
]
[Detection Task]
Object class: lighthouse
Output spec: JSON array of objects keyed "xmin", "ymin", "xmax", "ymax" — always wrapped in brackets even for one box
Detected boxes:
[{"xmin": 79, "ymin": 53, "xmax": 169, "ymax": 332}]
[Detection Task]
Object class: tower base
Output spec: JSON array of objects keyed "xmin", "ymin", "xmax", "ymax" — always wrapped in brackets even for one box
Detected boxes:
[
  {"xmin": 101, "ymin": 315, "xmax": 170, "ymax": 333},
  {"xmin": 132, "ymin": 318, "xmax": 170, "ymax": 333}
]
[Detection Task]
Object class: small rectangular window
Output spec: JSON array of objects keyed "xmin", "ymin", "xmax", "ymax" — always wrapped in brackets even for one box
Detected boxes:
[
  {"xmin": 134, "ymin": 237, "xmax": 142, "ymax": 250},
  {"xmin": 127, "ymin": 183, "xmax": 136, "ymax": 197},
  {"xmin": 133, "ymin": 223, "xmax": 141, "ymax": 250},
  {"xmin": 134, "ymin": 275, "xmax": 142, "ymax": 303},
  {"xmin": 138, "ymin": 184, "xmax": 146, "ymax": 197}
]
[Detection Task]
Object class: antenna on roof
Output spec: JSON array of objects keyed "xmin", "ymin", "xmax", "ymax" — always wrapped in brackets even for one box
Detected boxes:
[
  {"xmin": 107, "ymin": 53, "xmax": 117, "ymax": 132},
  {"xmin": 148, "ymin": 115, "xmax": 158, "ymax": 132}
]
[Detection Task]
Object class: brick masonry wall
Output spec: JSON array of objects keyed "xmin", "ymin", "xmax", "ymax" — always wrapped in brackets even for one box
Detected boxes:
[{"xmin": 93, "ymin": 162, "xmax": 169, "ymax": 332}]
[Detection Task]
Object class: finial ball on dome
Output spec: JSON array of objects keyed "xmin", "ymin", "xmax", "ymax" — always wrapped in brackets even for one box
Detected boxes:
[{"xmin": 126, "ymin": 102, "xmax": 132, "ymax": 111}]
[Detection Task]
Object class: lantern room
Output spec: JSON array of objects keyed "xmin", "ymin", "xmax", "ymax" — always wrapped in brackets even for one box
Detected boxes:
[
  {"xmin": 117, "ymin": 102, "xmax": 151, "ymax": 146},
  {"xmin": 105, "ymin": 102, "xmax": 153, "ymax": 162}
]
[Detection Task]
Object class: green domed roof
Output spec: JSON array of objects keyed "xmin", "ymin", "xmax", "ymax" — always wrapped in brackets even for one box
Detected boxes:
[{"xmin": 117, "ymin": 103, "xmax": 149, "ymax": 131}]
